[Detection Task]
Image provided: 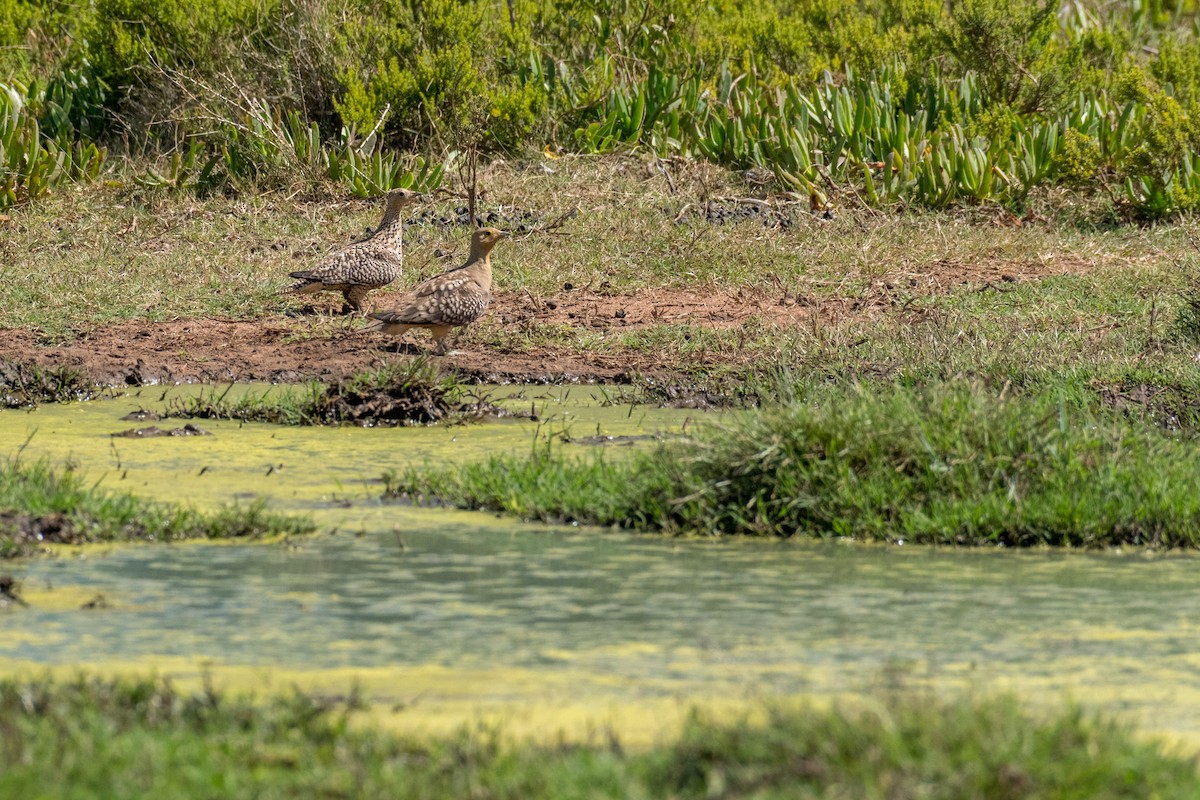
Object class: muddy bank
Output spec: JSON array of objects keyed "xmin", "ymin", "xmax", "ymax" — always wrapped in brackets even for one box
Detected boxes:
[
  {"xmin": 0, "ymin": 285, "xmax": 807, "ymax": 388},
  {"xmin": 0, "ymin": 277, "xmax": 862, "ymax": 387},
  {"xmin": 0, "ymin": 247, "xmax": 1099, "ymax": 389},
  {"xmin": 0, "ymin": 317, "xmax": 704, "ymax": 388},
  {"xmin": 0, "ymin": 510, "xmax": 100, "ymax": 559}
]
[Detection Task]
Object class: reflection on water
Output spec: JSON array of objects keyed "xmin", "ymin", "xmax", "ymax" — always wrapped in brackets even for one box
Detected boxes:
[{"xmin": 3, "ymin": 388, "xmax": 1200, "ymax": 745}]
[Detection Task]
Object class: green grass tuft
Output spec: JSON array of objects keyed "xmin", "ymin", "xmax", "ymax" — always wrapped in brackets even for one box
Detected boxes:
[
  {"xmin": 389, "ymin": 381, "xmax": 1200, "ymax": 547},
  {"xmin": 0, "ymin": 458, "xmax": 314, "ymax": 558},
  {"xmin": 0, "ymin": 677, "xmax": 1196, "ymax": 799}
]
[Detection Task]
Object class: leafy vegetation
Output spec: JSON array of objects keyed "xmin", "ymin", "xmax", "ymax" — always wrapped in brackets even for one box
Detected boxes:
[
  {"xmin": 388, "ymin": 381, "xmax": 1200, "ymax": 547},
  {"xmin": 0, "ymin": 458, "xmax": 313, "ymax": 558},
  {"xmin": 0, "ymin": 676, "xmax": 1196, "ymax": 799},
  {"xmin": 9, "ymin": 0, "xmax": 1200, "ymax": 216},
  {"xmin": 0, "ymin": 83, "xmax": 104, "ymax": 209}
]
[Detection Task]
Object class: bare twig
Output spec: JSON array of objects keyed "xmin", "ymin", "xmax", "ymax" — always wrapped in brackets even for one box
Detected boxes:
[
  {"xmin": 361, "ymin": 103, "xmax": 392, "ymax": 148},
  {"xmin": 522, "ymin": 206, "xmax": 579, "ymax": 238},
  {"xmin": 457, "ymin": 139, "xmax": 479, "ymax": 228},
  {"xmin": 654, "ymin": 158, "xmax": 678, "ymax": 194},
  {"xmin": 673, "ymin": 202, "xmax": 695, "ymax": 224}
]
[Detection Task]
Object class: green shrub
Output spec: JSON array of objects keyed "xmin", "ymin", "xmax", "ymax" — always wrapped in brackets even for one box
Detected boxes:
[
  {"xmin": 698, "ymin": 2, "xmax": 816, "ymax": 78},
  {"xmin": 24, "ymin": 58, "xmax": 110, "ymax": 142},
  {"xmin": 82, "ymin": 0, "xmax": 343, "ymax": 136},
  {"xmin": 0, "ymin": 0, "xmax": 85, "ymax": 83},
  {"xmin": 0, "ymin": 83, "xmax": 105, "ymax": 210},
  {"xmin": 1124, "ymin": 90, "xmax": 1200, "ymax": 217},
  {"xmin": 485, "ymin": 78, "xmax": 551, "ymax": 153},
  {"xmin": 86, "ymin": 0, "xmax": 277, "ymax": 97},
  {"xmin": 333, "ymin": 0, "xmax": 512, "ymax": 148},
  {"xmin": 940, "ymin": 0, "xmax": 1078, "ymax": 112},
  {"xmin": 6, "ymin": 0, "xmax": 1200, "ymax": 214},
  {"xmin": 1151, "ymin": 34, "xmax": 1200, "ymax": 105},
  {"xmin": 1055, "ymin": 128, "xmax": 1103, "ymax": 186},
  {"xmin": 0, "ymin": 0, "xmax": 40, "ymax": 79}
]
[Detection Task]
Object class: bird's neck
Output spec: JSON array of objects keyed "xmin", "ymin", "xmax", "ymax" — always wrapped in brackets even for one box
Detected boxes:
[
  {"xmin": 372, "ymin": 205, "xmax": 406, "ymax": 254},
  {"xmin": 465, "ymin": 252, "xmax": 493, "ymax": 284}
]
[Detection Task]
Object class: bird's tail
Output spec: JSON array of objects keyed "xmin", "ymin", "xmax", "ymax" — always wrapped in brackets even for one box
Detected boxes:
[
  {"xmin": 363, "ymin": 310, "xmax": 411, "ymax": 336},
  {"xmin": 280, "ymin": 276, "xmax": 318, "ymax": 295}
]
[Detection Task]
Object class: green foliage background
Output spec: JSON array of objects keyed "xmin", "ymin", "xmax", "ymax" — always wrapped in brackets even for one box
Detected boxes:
[{"xmin": 9, "ymin": 0, "xmax": 1200, "ymax": 214}]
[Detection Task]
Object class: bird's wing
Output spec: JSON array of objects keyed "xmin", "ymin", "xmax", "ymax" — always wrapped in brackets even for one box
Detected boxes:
[
  {"xmin": 374, "ymin": 273, "xmax": 485, "ymax": 325},
  {"xmin": 410, "ymin": 267, "xmax": 470, "ymax": 297},
  {"xmin": 292, "ymin": 244, "xmax": 402, "ymax": 284}
]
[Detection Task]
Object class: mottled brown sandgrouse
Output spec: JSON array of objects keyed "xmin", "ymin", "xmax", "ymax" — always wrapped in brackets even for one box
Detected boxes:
[
  {"xmin": 365, "ymin": 227, "xmax": 508, "ymax": 355},
  {"xmin": 283, "ymin": 188, "xmax": 422, "ymax": 313}
]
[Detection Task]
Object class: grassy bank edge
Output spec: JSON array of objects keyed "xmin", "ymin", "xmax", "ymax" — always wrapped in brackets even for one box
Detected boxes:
[
  {"xmin": 0, "ymin": 458, "xmax": 314, "ymax": 559},
  {"xmin": 386, "ymin": 381, "xmax": 1200, "ymax": 548},
  {"xmin": 0, "ymin": 676, "xmax": 1196, "ymax": 799}
]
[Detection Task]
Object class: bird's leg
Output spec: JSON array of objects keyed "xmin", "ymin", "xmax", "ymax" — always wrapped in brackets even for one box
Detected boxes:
[{"xmin": 343, "ymin": 286, "xmax": 367, "ymax": 315}]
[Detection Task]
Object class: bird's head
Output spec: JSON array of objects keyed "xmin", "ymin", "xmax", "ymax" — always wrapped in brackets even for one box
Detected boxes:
[
  {"xmin": 469, "ymin": 227, "xmax": 509, "ymax": 258},
  {"xmin": 385, "ymin": 188, "xmax": 424, "ymax": 208}
]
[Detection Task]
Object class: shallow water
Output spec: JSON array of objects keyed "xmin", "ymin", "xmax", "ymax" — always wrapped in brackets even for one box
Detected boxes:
[{"xmin": 3, "ymin": 387, "xmax": 1200, "ymax": 746}]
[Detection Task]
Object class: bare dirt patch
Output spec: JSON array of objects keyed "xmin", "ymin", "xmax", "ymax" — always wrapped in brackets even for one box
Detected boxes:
[
  {"xmin": 0, "ymin": 257, "xmax": 1098, "ymax": 386},
  {"xmin": 496, "ymin": 252, "xmax": 1094, "ymax": 329}
]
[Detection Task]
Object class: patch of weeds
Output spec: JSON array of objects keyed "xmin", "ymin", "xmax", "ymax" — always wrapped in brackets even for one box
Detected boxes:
[
  {"xmin": 1094, "ymin": 380, "xmax": 1200, "ymax": 431},
  {"xmin": 647, "ymin": 695, "xmax": 1199, "ymax": 799},
  {"xmin": 164, "ymin": 360, "xmax": 515, "ymax": 426},
  {"xmin": 587, "ymin": 372, "xmax": 762, "ymax": 409},
  {"xmin": 468, "ymin": 320, "xmax": 613, "ymax": 356},
  {"xmin": 668, "ymin": 198, "xmax": 807, "ymax": 228},
  {"xmin": 0, "ymin": 458, "xmax": 314, "ymax": 559},
  {"xmin": 1, "ymin": 678, "xmax": 1197, "ymax": 799},
  {"xmin": 390, "ymin": 380, "xmax": 1200, "ymax": 547},
  {"xmin": 404, "ymin": 205, "xmax": 541, "ymax": 233},
  {"xmin": 0, "ymin": 361, "xmax": 108, "ymax": 408},
  {"xmin": 1170, "ymin": 289, "xmax": 1200, "ymax": 344},
  {"xmin": 616, "ymin": 324, "xmax": 772, "ymax": 360}
]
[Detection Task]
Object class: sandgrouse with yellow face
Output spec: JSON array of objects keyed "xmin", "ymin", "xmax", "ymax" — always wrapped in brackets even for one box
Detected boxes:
[
  {"xmin": 283, "ymin": 188, "xmax": 422, "ymax": 313},
  {"xmin": 365, "ymin": 227, "xmax": 507, "ymax": 355}
]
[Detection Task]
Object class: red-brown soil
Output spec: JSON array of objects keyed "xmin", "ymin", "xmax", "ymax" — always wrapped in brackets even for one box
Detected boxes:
[{"xmin": 0, "ymin": 256, "xmax": 1094, "ymax": 386}]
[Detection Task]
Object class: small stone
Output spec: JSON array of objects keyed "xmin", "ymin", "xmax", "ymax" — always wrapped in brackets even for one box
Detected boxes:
[{"xmin": 120, "ymin": 409, "xmax": 160, "ymax": 421}]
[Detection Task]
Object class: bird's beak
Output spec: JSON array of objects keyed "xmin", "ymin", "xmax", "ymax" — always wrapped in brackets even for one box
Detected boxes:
[{"xmin": 500, "ymin": 231, "xmax": 511, "ymax": 238}]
